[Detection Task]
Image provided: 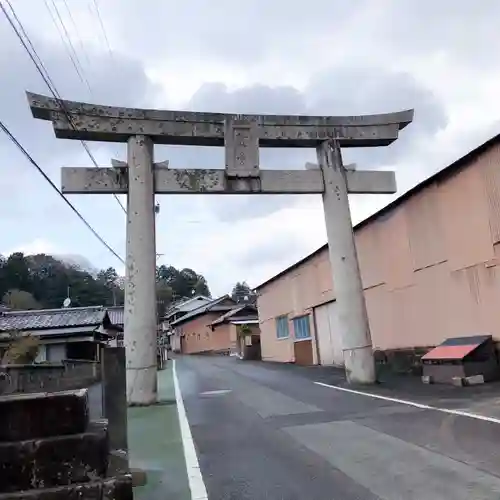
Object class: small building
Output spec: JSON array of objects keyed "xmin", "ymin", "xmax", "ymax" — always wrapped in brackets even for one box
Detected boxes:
[
  {"xmin": 104, "ymin": 306, "xmax": 125, "ymax": 347},
  {"xmin": 161, "ymin": 295, "xmax": 212, "ymax": 352},
  {"xmin": 171, "ymin": 295, "xmax": 237, "ymax": 354},
  {"xmin": 102, "ymin": 305, "xmax": 168, "ymax": 368},
  {"xmin": 255, "ymin": 133, "xmax": 500, "ymax": 369},
  {"xmin": 210, "ymin": 304, "xmax": 260, "ymax": 359},
  {"xmin": 0, "ymin": 306, "xmax": 120, "ymax": 363}
]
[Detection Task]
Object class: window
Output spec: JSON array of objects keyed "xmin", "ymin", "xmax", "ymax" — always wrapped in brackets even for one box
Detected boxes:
[
  {"xmin": 276, "ymin": 316, "xmax": 289, "ymax": 339},
  {"xmin": 293, "ymin": 315, "xmax": 311, "ymax": 340}
]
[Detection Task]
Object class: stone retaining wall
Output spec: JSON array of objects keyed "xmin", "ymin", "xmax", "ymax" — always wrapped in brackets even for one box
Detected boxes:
[{"xmin": 0, "ymin": 360, "xmax": 101, "ymax": 395}]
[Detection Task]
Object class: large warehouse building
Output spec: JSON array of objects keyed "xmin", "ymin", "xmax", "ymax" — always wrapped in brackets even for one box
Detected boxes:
[{"xmin": 256, "ymin": 133, "xmax": 500, "ymax": 367}]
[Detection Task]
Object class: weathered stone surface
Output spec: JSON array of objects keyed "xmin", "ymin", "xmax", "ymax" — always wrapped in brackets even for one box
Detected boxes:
[
  {"xmin": 465, "ymin": 374, "xmax": 485, "ymax": 385},
  {"xmin": 129, "ymin": 468, "xmax": 147, "ymax": 487},
  {"xmin": 107, "ymin": 450, "xmax": 128, "ymax": 478},
  {"xmin": 27, "ymin": 91, "xmax": 414, "ymax": 147},
  {"xmin": 0, "ymin": 476, "xmax": 132, "ymax": 499},
  {"xmin": 102, "ymin": 476, "xmax": 133, "ymax": 500},
  {"xmin": 0, "ymin": 428, "xmax": 108, "ymax": 493},
  {"xmin": 0, "ymin": 389, "xmax": 89, "ymax": 442},
  {"xmin": 0, "ymin": 482, "xmax": 102, "ymax": 500},
  {"xmin": 28, "ymin": 91, "xmax": 414, "ymax": 126},
  {"xmin": 101, "ymin": 348, "xmax": 128, "ymax": 452}
]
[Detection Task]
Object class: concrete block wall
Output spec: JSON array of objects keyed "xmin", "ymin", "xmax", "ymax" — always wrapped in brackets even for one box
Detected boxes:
[{"xmin": 0, "ymin": 360, "xmax": 101, "ymax": 395}]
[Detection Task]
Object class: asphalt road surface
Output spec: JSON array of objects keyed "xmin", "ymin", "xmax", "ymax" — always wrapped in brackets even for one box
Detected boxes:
[{"xmin": 176, "ymin": 355, "xmax": 500, "ymax": 500}]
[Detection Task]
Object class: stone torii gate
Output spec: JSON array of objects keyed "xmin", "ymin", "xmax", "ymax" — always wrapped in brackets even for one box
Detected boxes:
[{"xmin": 27, "ymin": 91, "xmax": 413, "ymax": 405}]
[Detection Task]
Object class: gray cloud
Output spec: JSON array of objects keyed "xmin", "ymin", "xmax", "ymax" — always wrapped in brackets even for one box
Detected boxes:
[
  {"xmin": 234, "ymin": 229, "xmax": 309, "ymax": 271},
  {"xmin": 379, "ymin": 0, "xmax": 500, "ymax": 69},
  {"xmin": 101, "ymin": 0, "xmax": 365, "ymax": 66},
  {"xmin": 98, "ymin": 0, "xmax": 500, "ymax": 77},
  {"xmin": 306, "ymin": 66, "xmax": 448, "ymax": 168}
]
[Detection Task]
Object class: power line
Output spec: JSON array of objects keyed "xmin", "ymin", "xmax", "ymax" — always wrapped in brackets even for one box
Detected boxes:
[
  {"xmin": 1, "ymin": 1, "xmax": 61, "ymax": 100},
  {"xmin": 0, "ymin": 0, "xmax": 127, "ymax": 215},
  {"xmin": 45, "ymin": 0, "xmax": 91, "ymax": 94},
  {"xmin": 90, "ymin": 0, "xmax": 115, "ymax": 65},
  {"xmin": 45, "ymin": 0, "xmax": 126, "ymax": 214},
  {"xmin": 86, "ymin": 0, "xmax": 130, "ymax": 215},
  {"xmin": 3, "ymin": 0, "xmax": 61, "ymax": 100},
  {"xmin": 61, "ymin": 0, "xmax": 91, "ymax": 68},
  {"xmin": 0, "ymin": 119, "xmax": 125, "ymax": 264},
  {"xmin": 0, "ymin": 1, "xmax": 125, "ymax": 263}
]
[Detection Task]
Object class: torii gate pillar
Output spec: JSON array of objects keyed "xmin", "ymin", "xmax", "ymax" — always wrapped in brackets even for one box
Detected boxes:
[
  {"xmin": 318, "ymin": 141, "xmax": 375, "ymax": 383},
  {"xmin": 125, "ymin": 135, "xmax": 157, "ymax": 404}
]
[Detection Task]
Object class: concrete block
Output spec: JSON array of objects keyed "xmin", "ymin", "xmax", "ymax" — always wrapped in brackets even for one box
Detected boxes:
[
  {"xmin": 0, "ymin": 482, "xmax": 102, "ymax": 499},
  {"xmin": 421, "ymin": 375, "xmax": 433, "ymax": 384},
  {"xmin": 107, "ymin": 449, "xmax": 128, "ymax": 477},
  {"xmin": 129, "ymin": 467, "xmax": 147, "ymax": 487},
  {"xmin": 0, "ymin": 475, "xmax": 133, "ymax": 499},
  {"xmin": 102, "ymin": 475, "xmax": 134, "ymax": 500},
  {"xmin": 102, "ymin": 348, "xmax": 128, "ymax": 452},
  {"xmin": 451, "ymin": 377, "xmax": 464, "ymax": 387},
  {"xmin": 0, "ymin": 389, "xmax": 89, "ymax": 442},
  {"xmin": 0, "ymin": 428, "xmax": 108, "ymax": 493},
  {"xmin": 465, "ymin": 374, "xmax": 485, "ymax": 386}
]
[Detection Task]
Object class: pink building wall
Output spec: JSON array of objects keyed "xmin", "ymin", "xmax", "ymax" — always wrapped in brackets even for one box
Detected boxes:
[
  {"xmin": 257, "ymin": 142, "xmax": 500, "ymax": 363},
  {"xmin": 179, "ymin": 313, "xmax": 232, "ymax": 354}
]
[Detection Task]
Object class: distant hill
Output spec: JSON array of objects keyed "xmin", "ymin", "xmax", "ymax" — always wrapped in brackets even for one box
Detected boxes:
[{"xmin": 57, "ymin": 254, "xmax": 100, "ymax": 275}]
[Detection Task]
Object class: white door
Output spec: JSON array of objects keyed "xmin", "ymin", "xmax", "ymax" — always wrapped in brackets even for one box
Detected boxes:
[{"xmin": 314, "ymin": 301, "xmax": 344, "ymax": 366}]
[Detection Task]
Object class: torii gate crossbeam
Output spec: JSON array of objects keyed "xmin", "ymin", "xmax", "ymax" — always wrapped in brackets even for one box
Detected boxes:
[{"xmin": 27, "ymin": 91, "xmax": 413, "ymax": 405}]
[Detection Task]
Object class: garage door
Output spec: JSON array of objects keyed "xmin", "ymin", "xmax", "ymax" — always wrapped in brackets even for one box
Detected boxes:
[{"xmin": 314, "ymin": 301, "xmax": 344, "ymax": 366}]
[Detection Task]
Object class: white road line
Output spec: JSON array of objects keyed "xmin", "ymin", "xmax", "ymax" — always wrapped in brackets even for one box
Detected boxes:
[
  {"xmin": 314, "ymin": 381, "xmax": 500, "ymax": 424},
  {"xmin": 200, "ymin": 389, "xmax": 232, "ymax": 396},
  {"xmin": 173, "ymin": 360, "xmax": 208, "ymax": 500}
]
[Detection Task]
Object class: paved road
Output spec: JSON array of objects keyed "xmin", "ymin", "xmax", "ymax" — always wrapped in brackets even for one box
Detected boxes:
[{"xmin": 176, "ymin": 355, "xmax": 500, "ymax": 500}]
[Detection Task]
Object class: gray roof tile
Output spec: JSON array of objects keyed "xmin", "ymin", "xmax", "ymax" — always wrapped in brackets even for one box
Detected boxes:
[
  {"xmin": 170, "ymin": 295, "xmax": 235, "ymax": 326},
  {"xmin": 106, "ymin": 306, "xmax": 124, "ymax": 326},
  {"xmin": 0, "ymin": 306, "xmax": 107, "ymax": 332}
]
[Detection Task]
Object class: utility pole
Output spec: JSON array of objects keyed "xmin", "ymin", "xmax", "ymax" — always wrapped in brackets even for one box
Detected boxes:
[{"xmin": 27, "ymin": 91, "xmax": 413, "ymax": 397}]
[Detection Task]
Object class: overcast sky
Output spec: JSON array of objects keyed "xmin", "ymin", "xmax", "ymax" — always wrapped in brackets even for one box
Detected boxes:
[{"xmin": 1, "ymin": 0, "xmax": 500, "ymax": 296}]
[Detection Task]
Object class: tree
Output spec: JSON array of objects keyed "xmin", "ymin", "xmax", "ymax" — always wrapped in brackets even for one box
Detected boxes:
[
  {"xmin": 231, "ymin": 281, "xmax": 257, "ymax": 304},
  {"xmin": 156, "ymin": 265, "xmax": 211, "ymax": 300},
  {"xmin": 156, "ymin": 281, "xmax": 173, "ymax": 320},
  {"xmin": 0, "ymin": 253, "xmax": 32, "ymax": 299},
  {"xmin": 2, "ymin": 331, "xmax": 40, "ymax": 364},
  {"xmin": 2, "ymin": 290, "xmax": 41, "ymax": 310},
  {"xmin": 96, "ymin": 267, "xmax": 124, "ymax": 306},
  {"xmin": 0, "ymin": 252, "xmax": 211, "ymax": 313}
]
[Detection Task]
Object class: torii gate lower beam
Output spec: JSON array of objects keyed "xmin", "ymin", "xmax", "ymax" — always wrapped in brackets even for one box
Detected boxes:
[{"xmin": 26, "ymin": 91, "xmax": 413, "ymax": 403}]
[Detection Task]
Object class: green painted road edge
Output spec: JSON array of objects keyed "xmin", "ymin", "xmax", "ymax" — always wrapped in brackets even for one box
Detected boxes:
[{"xmin": 127, "ymin": 363, "xmax": 192, "ymax": 500}]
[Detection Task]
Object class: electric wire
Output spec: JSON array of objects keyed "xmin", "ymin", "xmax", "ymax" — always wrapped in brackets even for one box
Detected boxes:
[
  {"xmin": 0, "ymin": 119, "xmax": 125, "ymax": 264},
  {"xmin": 1, "ymin": 0, "xmax": 127, "ymax": 214}
]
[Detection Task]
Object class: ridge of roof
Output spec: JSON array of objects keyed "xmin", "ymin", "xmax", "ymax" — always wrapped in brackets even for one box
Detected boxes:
[
  {"xmin": 170, "ymin": 295, "xmax": 234, "ymax": 326},
  {"xmin": 254, "ymin": 131, "xmax": 500, "ymax": 291},
  {"xmin": 210, "ymin": 304, "xmax": 258, "ymax": 327},
  {"xmin": 1, "ymin": 305, "xmax": 105, "ymax": 317}
]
